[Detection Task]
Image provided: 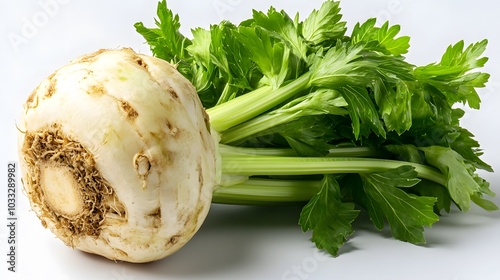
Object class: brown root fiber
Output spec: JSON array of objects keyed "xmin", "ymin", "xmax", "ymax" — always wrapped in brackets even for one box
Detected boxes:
[{"xmin": 21, "ymin": 126, "xmax": 125, "ymax": 246}]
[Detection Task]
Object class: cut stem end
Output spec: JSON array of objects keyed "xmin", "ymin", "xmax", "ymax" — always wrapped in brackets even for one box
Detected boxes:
[{"xmin": 40, "ymin": 163, "xmax": 85, "ymax": 218}]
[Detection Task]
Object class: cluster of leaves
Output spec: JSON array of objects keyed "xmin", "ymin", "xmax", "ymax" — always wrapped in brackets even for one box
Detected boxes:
[{"xmin": 136, "ymin": 0, "xmax": 496, "ymax": 256}]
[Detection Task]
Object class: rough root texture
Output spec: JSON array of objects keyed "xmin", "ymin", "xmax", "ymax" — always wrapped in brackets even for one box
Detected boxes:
[{"xmin": 22, "ymin": 126, "xmax": 125, "ymax": 246}]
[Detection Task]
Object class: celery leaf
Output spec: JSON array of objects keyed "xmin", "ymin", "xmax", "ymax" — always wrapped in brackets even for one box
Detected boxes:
[
  {"xmin": 351, "ymin": 19, "xmax": 410, "ymax": 55},
  {"xmin": 419, "ymin": 146, "xmax": 481, "ymax": 211},
  {"xmin": 361, "ymin": 166, "xmax": 439, "ymax": 244},
  {"xmin": 301, "ymin": 0, "xmax": 346, "ymax": 46},
  {"xmin": 232, "ymin": 26, "xmax": 292, "ymax": 89},
  {"xmin": 299, "ymin": 175, "xmax": 360, "ymax": 256},
  {"xmin": 252, "ymin": 7, "xmax": 310, "ymax": 63},
  {"xmin": 134, "ymin": 0, "xmax": 192, "ymax": 76},
  {"xmin": 414, "ymin": 40, "xmax": 489, "ymax": 109}
]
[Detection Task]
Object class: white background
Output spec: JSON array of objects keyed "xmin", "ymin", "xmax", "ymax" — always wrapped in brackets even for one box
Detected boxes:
[{"xmin": 1, "ymin": 0, "xmax": 500, "ymax": 279}]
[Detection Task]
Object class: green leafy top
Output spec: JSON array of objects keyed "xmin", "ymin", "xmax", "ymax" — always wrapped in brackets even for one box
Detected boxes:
[
  {"xmin": 301, "ymin": 0, "xmax": 346, "ymax": 46},
  {"xmin": 414, "ymin": 39, "xmax": 489, "ymax": 109},
  {"xmin": 136, "ymin": 0, "xmax": 495, "ymax": 257},
  {"xmin": 134, "ymin": 0, "xmax": 192, "ymax": 76},
  {"xmin": 351, "ymin": 18, "xmax": 410, "ymax": 55}
]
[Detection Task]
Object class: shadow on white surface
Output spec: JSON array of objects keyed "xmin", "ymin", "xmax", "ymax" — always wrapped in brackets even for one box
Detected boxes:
[
  {"xmin": 58, "ymin": 204, "xmax": 307, "ymax": 278},
  {"xmin": 50, "ymin": 189, "xmax": 500, "ymax": 279},
  {"xmin": 148, "ymin": 204, "xmax": 304, "ymax": 277}
]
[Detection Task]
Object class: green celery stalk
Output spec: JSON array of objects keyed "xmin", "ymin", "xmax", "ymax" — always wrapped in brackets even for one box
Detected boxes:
[{"xmin": 207, "ymin": 74, "xmax": 311, "ymax": 132}]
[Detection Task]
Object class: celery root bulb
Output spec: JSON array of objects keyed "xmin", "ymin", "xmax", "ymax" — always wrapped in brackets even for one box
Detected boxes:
[{"xmin": 18, "ymin": 48, "xmax": 218, "ymax": 263}]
